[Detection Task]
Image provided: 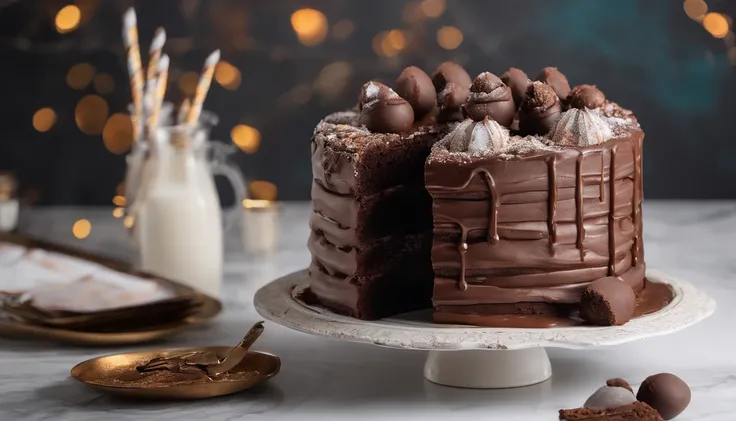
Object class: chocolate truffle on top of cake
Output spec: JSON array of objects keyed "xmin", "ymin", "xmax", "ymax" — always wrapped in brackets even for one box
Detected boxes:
[
  {"xmin": 426, "ymin": 67, "xmax": 648, "ymax": 327},
  {"xmin": 307, "ymin": 63, "xmax": 465, "ymax": 320}
]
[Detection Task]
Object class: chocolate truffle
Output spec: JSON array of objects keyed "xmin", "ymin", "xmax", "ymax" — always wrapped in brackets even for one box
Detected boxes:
[
  {"xmin": 432, "ymin": 61, "xmax": 472, "ymax": 123},
  {"xmin": 568, "ymin": 84, "xmax": 606, "ymax": 110},
  {"xmin": 583, "ymin": 385, "xmax": 637, "ymax": 410},
  {"xmin": 463, "ymin": 72, "xmax": 515, "ymax": 127},
  {"xmin": 607, "ymin": 378, "xmax": 634, "ymax": 393},
  {"xmin": 637, "ymin": 373, "xmax": 691, "ymax": 420},
  {"xmin": 579, "ymin": 277, "xmax": 637, "ymax": 326},
  {"xmin": 359, "ymin": 81, "xmax": 414, "ymax": 133},
  {"xmin": 395, "ymin": 66, "xmax": 437, "ymax": 120},
  {"xmin": 536, "ymin": 66, "xmax": 571, "ymax": 101},
  {"xmin": 519, "ymin": 81, "xmax": 562, "ymax": 135},
  {"xmin": 500, "ymin": 67, "xmax": 530, "ymax": 108}
]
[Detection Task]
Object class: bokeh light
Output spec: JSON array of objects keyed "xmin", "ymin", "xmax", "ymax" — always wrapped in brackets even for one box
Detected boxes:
[
  {"xmin": 373, "ymin": 30, "xmax": 408, "ymax": 57},
  {"xmin": 437, "ymin": 26, "xmax": 463, "ymax": 50},
  {"xmin": 231, "ymin": 124, "xmax": 261, "ymax": 153},
  {"xmin": 102, "ymin": 113, "xmax": 134, "ymax": 154},
  {"xmin": 250, "ymin": 180, "xmax": 278, "ymax": 201},
  {"xmin": 32, "ymin": 108, "xmax": 56, "ymax": 132},
  {"xmin": 67, "ymin": 63, "xmax": 95, "ymax": 90},
  {"xmin": 123, "ymin": 215, "xmax": 134, "ymax": 228},
  {"xmin": 112, "ymin": 207, "xmax": 124, "ymax": 218},
  {"xmin": 420, "ymin": 0, "xmax": 446, "ymax": 18},
  {"xmin": 55, "ymin": 5, "xmax": 81, "ymax": 34},
  {"xmin": 72, "ymin": 219, "xmax": 91, "ymax": 239},
  {"xmin": 314, "ymin": 62, "xmax": 352, "ymax": 98},
  {"xmin": 684, "ymin": 0, "xmax": 708, "ymax": 20},
  {"xmin": 703, "ymin": 12, "xmax": 730, "ymax": 38},
  {"xmin": 75, "ymin": 95, "xmax": 109, "ymax": 135},
  {"xmin": 93, "ymin": 73, "xmax": 115, "ymax": 95},
  {"xmin": 179, "ymin": 71, "xmax": 199, "ymax": 96},
  {"xmin": 215, "ymin": 61, "xmax": 242, "ymax": 90},
  {"xmin": 332, "ymin": 20, "xmax": 355, "ymax": 41},
  {"xmin": 290, "ymin": 8, "xmax": 328, "ymax": 46},
  {"xmin": 112, "ymin": 195, "xmax": 126, "ymax": 207}
]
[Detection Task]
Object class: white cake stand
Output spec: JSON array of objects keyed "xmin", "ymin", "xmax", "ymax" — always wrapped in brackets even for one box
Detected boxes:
[{"xmin": 254, "ymin": 269, "xmax": 715, "ymax": 389}]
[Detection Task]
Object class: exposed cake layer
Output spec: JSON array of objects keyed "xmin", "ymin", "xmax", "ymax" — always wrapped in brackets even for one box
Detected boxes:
[
  {"xmin": 307, "ymin": 233, "xmax": 433, "ymax": 319},
  {"xmin": 311, "ymin": 181, "xmax": 432, "ymax": 244},
  {"xmin": 426, "ymin": 130, "xmax": 644, "ymax": 319},
  {"xmin": 307, "ymin": 110, "xmax": 445, "ymax": 319},
  {"xmin": 311, "ymin": 112, "xmax": 446, "ymax": 196}
]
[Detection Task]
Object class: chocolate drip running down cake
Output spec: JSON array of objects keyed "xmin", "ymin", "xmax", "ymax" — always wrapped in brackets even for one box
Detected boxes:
[{"xmin": 307, "ymin": 62, "xmax": 669, "ymax": 325}]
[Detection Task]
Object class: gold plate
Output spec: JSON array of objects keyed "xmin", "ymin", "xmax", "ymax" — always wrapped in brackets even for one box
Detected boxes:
[
  {"xmin": 0, "ymin": 234, "xmax": 222, "ymax": 345},
  {"xmin": 71, "ymin": 347, "xmax": 280, "ymax": 399}
]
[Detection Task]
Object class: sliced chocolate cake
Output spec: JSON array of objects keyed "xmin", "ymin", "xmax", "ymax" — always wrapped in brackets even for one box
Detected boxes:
[
  {"xmin": 307, "ymin": 64, "xmax": 468, "ymax": 319},
  {"xmin": 307, "ymin": 62, "xmax": 669, "ymax": 326}
]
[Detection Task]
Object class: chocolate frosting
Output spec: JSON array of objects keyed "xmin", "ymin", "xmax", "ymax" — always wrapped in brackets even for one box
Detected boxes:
[{"xmin": 426, "ymin": 129, "xmax": 645, "ymax": 309}]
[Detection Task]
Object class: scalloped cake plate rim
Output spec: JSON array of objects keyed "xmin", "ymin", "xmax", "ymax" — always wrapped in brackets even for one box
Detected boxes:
[{"xmin": 254, "ymin": 268, "xmax": 716, "ymax": 350}]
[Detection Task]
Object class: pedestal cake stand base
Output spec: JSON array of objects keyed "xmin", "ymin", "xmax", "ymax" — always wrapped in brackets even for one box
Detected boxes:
[{"xmin": 254, "ymin": 269, "xmax": 715, "ymax": 389}]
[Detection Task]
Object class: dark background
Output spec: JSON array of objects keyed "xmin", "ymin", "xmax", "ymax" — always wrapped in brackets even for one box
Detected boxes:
[{"xmin": 0, "ymin": 0, "xmax": 734, "ymax": 205}]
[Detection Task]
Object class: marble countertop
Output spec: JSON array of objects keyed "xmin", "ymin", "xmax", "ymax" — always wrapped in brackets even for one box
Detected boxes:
[{"xmin": 1, "ymin": 202, "xmax": 734, "ymax": 420}]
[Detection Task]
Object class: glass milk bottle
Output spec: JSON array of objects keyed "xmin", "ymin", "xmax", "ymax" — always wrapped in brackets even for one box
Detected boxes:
[{"xmin": 131, "ymin": 125, "xmax": 244, "ymax": 298}]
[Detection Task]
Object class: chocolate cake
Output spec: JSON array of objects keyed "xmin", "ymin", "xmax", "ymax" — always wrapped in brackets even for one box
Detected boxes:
[{"xmin": 307, "ymin": 62, "xmax": 664, "ymax": 326}]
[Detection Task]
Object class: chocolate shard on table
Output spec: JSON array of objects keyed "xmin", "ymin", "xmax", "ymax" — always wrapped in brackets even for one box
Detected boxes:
[{"xmin": 306, "ymin": 62, "xmax": 669, "ymax": 327}]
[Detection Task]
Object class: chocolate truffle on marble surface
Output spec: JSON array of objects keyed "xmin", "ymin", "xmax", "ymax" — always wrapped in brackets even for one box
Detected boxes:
[
  {"xmin": 462, "ymin": 72, "xmax": 515, "ymax": 126},
  {"xmin": 637, "ymin": 373, "xmax": 691, "ymax": 420},
  {"xmin": 568, "ymin": 84, "xmax": 606, "ymax": 110},
  {"xmin": 432, "ymin": 61, "xmax": 472, "ymax": 122},
  {"xmin": 359, "ymin": 81, "xmax": 414, "ymax": 133},
  {"xmin": 519, "ymin": 81, "xmax": 562, "ymax": 135},
  {"xmin": 500, "ymin": 67, "xmax": 530, "ymax": 108},
  {"xmin": 536, "ymin": 67, "xmax": 571, "ymax": 101},
  {"xmin": 579, "ymin": 277, "xmax": 637, "ymax": 326},
  {"xmin": 395, "ymin": 66, "xmax": 437, "ymax": 119}
]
